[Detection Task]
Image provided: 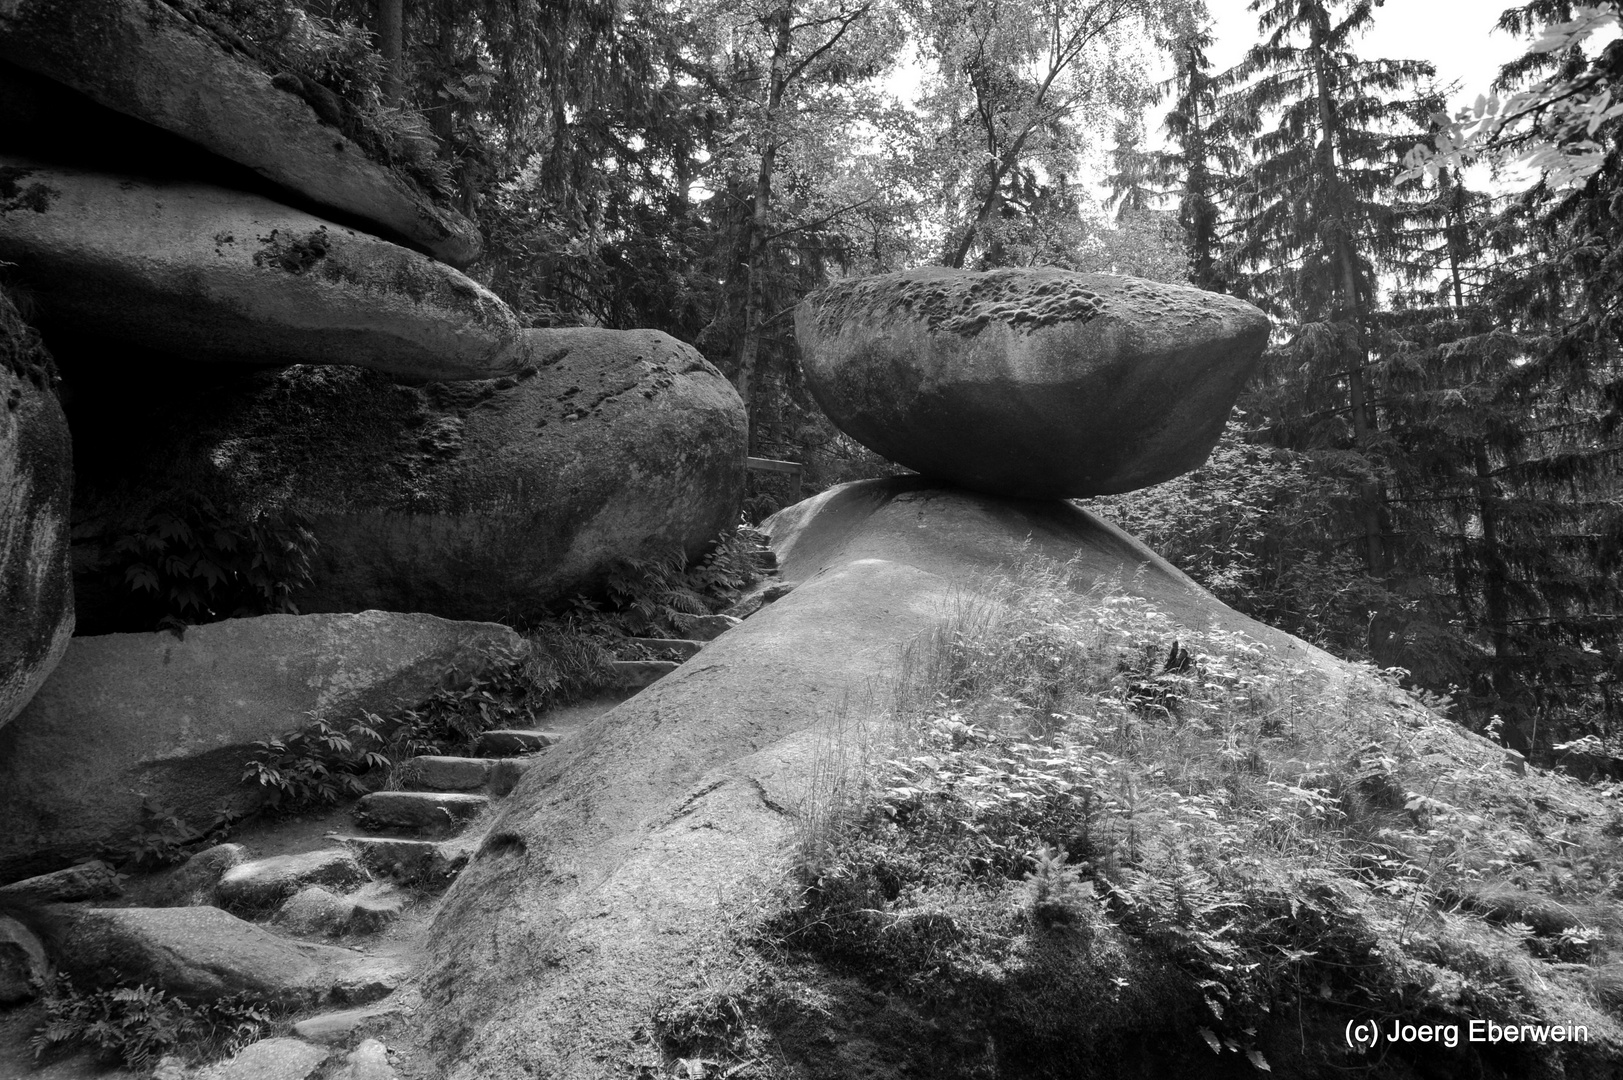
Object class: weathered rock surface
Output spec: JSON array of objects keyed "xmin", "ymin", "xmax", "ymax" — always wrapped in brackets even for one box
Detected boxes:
[
  {"xmin": 217, "ymin": 849, "xmax": 367, "ymax": 912},
  {"xmin": 416, "ymin": 478, "xmax": 1341, "ymax": 1078},
  {"xmin": 329, "ymin": 1039, "xmax": 398, "ymax": 1080},
  {"xmin": 0, "ymin": 302, "xmax": 72, "ymax": 730},
  {"xmin": 273, "ymin": 886, "xmax": 353, "ymax": 938},
  {"xmin": 0, "ymin": 159, "xmax": 520, "ymax": 381},
  {"xmin": 0, "ymin": 612, "xmax": 520, "ymax": 882},
  {"xmin": 0, "ymin": 914, "xmax": 46, "ymax": 1004},
  {"xmin": 34, "ymin": 904, "xmax": 402, "ymax": 1008},
  {"xmin": 796, "ymin": 268, "xmax": 1271, "ymax": 498},
  {"xmin": 72, "ymin": 329, "xmax": 746, "ymax": 623},
  {"xmin": 0, "ymin": 0, "xmax": 481, "ymax": 265},
  {"xmin": 0, "ymin": 859, "xmax": 120, "ymax": 903},
  {"xmin": 356, "ymin": 791, "xmax": 487, "ymax": 834},
  {"xmin": 144, "ymin": 843, "xmax": 251, "ymax": 907},
  {"xmin": 195, "ymin": 1037, "xmax": 329, "ymax": 1080},
  {"xmin": 35, "ymin": 905, "xmax": 322, "ymax": 1004}
]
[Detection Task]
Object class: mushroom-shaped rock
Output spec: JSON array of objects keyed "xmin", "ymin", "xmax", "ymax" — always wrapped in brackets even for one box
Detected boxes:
[
  {"xmin": 0, "ymin": 294, "xmax": 71, "ymax": 730},
  {"xmin": 0, "ymin": 159, "xmax": 523, "ymax": 381},
  {"xmin": 0, "ymin": 0, "xmax": 481, "ymax": 265},
  {"xmin": 795, "ymin": 268, "xmax": 1271, "ymax": 498}
]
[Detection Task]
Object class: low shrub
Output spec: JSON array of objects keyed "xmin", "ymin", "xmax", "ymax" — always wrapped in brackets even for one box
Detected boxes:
[
  {"xmin": 31, "ymin": 975, "xmax": 274, "ymax": 1071},
  {"xmin": 766, "ymin": 552, "xmax": 1623, "ymax": 1074}
]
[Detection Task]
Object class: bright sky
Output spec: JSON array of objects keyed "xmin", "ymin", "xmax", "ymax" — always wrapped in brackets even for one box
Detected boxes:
[{"xmin": 1194, "ymin": 0, "xmax": 1530, "ymax": 122}]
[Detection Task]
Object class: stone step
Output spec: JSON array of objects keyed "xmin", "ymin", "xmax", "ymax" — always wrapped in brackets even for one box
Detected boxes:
[
  {"xmin": 610, "ymin": 659, "xmax": 681, "ymax": 688},
  {"xmin": 401, "ymin": 754, "xmax": 536, "ymax": 796},
  {"xmin": 624, "ymin": 637, "xmax": 705, "ymax": 660},
  {"xmin": 672, "ymin": 613, "xmax": 742, "ymax": 641},
  {"xmin": 328, "ymin": 835, "xmax": 472, "ymax": 890},
  {"xmin": 216, "ymin": 848, "xmax": 368, "ymax": 913},
  {"xmin": 476, "ymin": 729, "xmax": 563, "ymax": 756},
  {"xmin": 354, "ymin": 791, "xmax": 487, "ymax": 835}
]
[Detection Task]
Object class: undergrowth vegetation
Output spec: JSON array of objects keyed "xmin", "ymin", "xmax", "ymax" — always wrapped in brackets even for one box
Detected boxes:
[
  {"xmin": 242, "ymin": 634, "xmax": 614, "ymax": 811},
  {"xmin": 763, "ymin": 554, "xmax": 1623, "ymax": 1076},
  {"xmin": 30, "ymin": 975, "xmax": 275, "ymax": 1072}
]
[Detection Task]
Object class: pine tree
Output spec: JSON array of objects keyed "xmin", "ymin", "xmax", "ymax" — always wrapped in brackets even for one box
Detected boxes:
[
  {"xmin": 1157, "ymin": 25, "xmax": 1243, "ymax": 291},
  {"xmin": 1222, "ymin": 0, "xmax": 1436, "ymax": 596}
]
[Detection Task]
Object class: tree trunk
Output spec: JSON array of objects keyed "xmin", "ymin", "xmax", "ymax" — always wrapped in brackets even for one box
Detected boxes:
[
  {"xmin": 378, "ymin": 0, "xmax": 404, "ymax": 105},
  {"xmin": 733, "ymin": 4, "xmax": 794, "ymax": 423}
]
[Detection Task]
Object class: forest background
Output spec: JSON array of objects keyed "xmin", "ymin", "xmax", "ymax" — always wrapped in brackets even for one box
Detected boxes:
[{"xmin": 195, "ymin": 0, "xmax": 1623, "ymax": 759}]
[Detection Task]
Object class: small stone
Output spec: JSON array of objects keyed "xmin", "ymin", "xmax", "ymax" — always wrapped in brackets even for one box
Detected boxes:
[
  {"xmin": 291, "ymin": 1004, "xmax": 396, "ymax": 1044},
  {"xmin": 196, "ymin": 1037, "xmax": 328, "ymax": 1080},
  {"xmin": 0, "ymin": 914, "xmax": 47, "ymax": 1004},
  {"xmin": 331, "ymin": 1039, "xmax": 397, "ymax": 1080},
  {"xmin": 0, "ymin": 860, "xmax": 120, "ymax": 903},
  {"xmin": 347, "ymin": 882, "xmax": 407, "ymax": 935},
  {"xmin": 488, "ymin": 757, "xmax": 537, "ymax": 797},
  {"xmin": 332, "ymin": 835, "xmax": 471, "ymax": 889},
  {"xmin": 610, "ymin": 660, "xmax": 680, "ymax": 688},
  {"xmin": 274, "ymin": 886, "xmax": 354, "ymax": 937},
  {"xmin": 148, "ymin": 843, "xmax": 251, "ymax": 907},
  {"xmin": 401, "ymin": 756, "xmax": 492, "ymax": 791},
  {"xmin": 355, "ymin": 791, "xmax": 488, "ymax": 834},
  {"xmin": 671, "ymin": 613, "xmax": 742, "ymax": 641},
  {"xmin": 153, "ymin": 1055, "xmax": 192, "ymax": 1080},
  {"xmin": 624, "ymin": 637, "xmax": 704, "ymax": 660},
  {"xmin": 476, "ymin": 730, "xmax": 559, "ymax": 755},
  {"xmin": 217, "ymin": 849, "xmax": 368, "ymax": 912},
  {"xmin": 1502, "ymin": 748, "xmax": 1528, "ymax": 776},
  {"xmin": 328, "ymin": 954, "xmax": 412, "ymax": 1005}
]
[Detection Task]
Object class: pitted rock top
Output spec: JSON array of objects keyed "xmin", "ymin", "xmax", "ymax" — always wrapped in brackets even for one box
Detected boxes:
[{"xmin": 796, "ymin": 267, "xmax": 1270, "ymax": 499}]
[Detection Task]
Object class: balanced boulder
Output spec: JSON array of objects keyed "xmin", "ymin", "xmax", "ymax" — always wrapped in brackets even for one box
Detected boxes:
[
  {"xmin": 0, "ymin": 159, "xmax": 522, "ymax": 381},
  {"xmin": 0, "ymin": 611, "xmax": 521, "ymax": 882},
  {"xmin": 72, "ymin": 328, "xmax": 747, "ymax": 624},
  {"xmin": 0, "ymin": 0, "xmax": 480, "ymax": 265},
  {"xmin": 0, "ymin": 291, "xmax": 72, "ymax": 730},
  {"xmin": 795, "ymin": 268, "xmax": 1270, "ymax": 498}
]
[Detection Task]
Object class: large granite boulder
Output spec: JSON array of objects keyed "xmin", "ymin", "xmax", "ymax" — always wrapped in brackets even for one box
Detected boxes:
[
  {"xmin": 72, "ymin": 328, "xmax": 747, "ymax": 625},
  {"xmin": 795, "ymin": 268, "xmax": 1270, "ymax": 498},
  {"xmin": 0, "ymin": 159, "xmax": 522, "ymax": 381},
  {"xmin": 0, "ymin": 291, "xmax": 72, "ymax": 730},
  {"xmin": 0, "ymin": 0, "xmax": 481, "ymax": 265},
  {"xmin": 0, "ymin": 611, "xmax": 522, "ymax": 882}
]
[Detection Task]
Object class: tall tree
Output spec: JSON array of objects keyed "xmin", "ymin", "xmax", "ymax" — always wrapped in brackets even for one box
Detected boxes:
[
  {"xmin": 905, "ymin": 0, "xmax": 1199, "ymax": 269},
  {"xmin": 1223, "ymin": 0, "xmax": 1437, "ymax": 585}
]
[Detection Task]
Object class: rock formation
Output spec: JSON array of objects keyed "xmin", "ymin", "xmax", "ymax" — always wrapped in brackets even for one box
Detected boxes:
[
  {"xmin": 0, "ymin": 611, "xmax": 521, "ymax": 881},
  {"xmin": 69, "ymin": 328, "xmax": 746, "ymax": 625},
  {"xmin": 796, "ymin": 267, "xmax": 1270, "ymax": 498},
  {"xmin": 0, "ymin": 289, "xmax": 71, "ymax": 730},
  {"xmin": 0, "ymin": 0, "xmax": 482, "ymax": 265},
  {"xmin": 0, "ymin": 158, "xmax": 525, "ymax": 381}
]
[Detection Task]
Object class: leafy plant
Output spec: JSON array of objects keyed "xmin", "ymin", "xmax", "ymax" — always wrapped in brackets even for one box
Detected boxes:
[
  {"xmin": 243, "ymin": 716, "xmax": 387, "ymax": 810},
  {"xmin": 31, "ymin": 975, "xmax": 272, "ymax": 1071},
  {"xmin": 106, "ymin": 494, "xmax": 318, "ymax": 633}
]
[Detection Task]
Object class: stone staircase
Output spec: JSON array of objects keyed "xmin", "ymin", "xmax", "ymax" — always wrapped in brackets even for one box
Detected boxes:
[{"xmin": 324, "ymin": 627, "xmax": 741, "ymax": 893}]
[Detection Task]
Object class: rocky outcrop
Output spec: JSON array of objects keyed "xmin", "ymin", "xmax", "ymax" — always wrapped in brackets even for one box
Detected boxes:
[
  {"xmin": 0, "ymin": 159, "xmax": 523, "ymax": 382},
  {"xmin": 0, "ymin": 291, "xmax": 72, "ymax": 730},
  {"xmin": 796, "ymin": 268, "xmax": 1271, "ymax": 498},
  {"xmin": 0, "ymin": 611, "xmax": 522, "ymax": 882},
  {"xmin": 0, "ymin": 0, "xmax": 481, "ymax": 265},
  {"xmin": 72, "ymin": 328, "xmax": 747, "ymax": 624}
]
